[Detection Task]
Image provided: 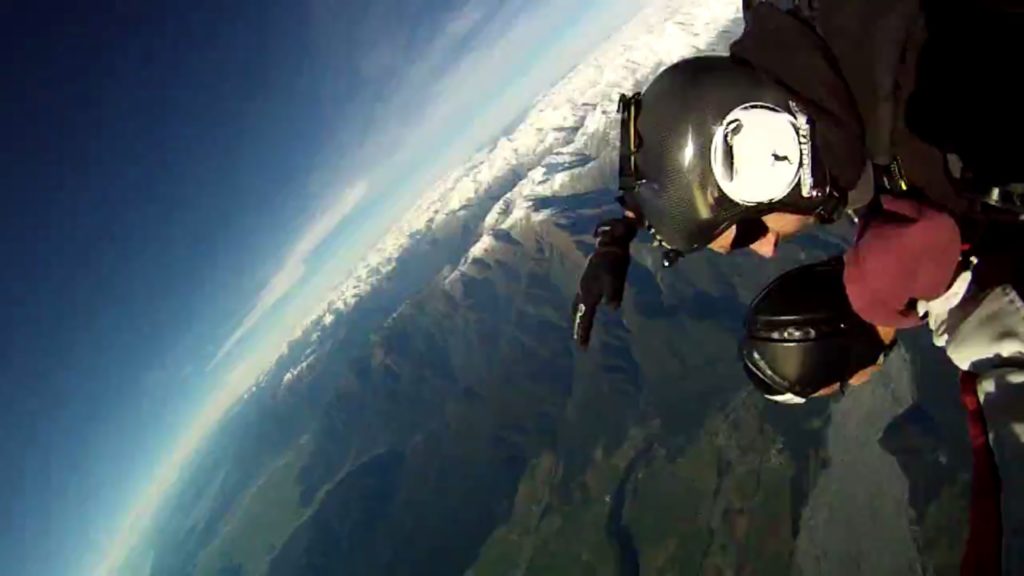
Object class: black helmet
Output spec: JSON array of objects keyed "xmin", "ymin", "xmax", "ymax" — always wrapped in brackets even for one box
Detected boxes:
[
  {"xmin": 741, "ymin": 257, "xmax": 888, "ymax": 404},
  {"xmin": 618, "ymin": 56, "xmax": 846, "ymax": 259}
]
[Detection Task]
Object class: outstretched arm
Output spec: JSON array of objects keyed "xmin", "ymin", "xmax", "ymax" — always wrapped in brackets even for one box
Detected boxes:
[{"xmin": 570, "ymin": 216, "xmax": 638, "ymax": 350}]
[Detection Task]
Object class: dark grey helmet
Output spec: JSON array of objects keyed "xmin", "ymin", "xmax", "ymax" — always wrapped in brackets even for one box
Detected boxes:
[
  {"xmin": 622, "ymin": 56, "xmax": 846, "ymax": 257},
  {"xmin": 741, "ymin": 257, "xmax": 889, "ymax": 404}
]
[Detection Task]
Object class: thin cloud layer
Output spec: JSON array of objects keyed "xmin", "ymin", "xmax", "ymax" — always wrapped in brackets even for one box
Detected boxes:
[
  {"xmin": 101, "ymin": 2, "xmax": 647, "ymax": 573},
  {"xmin": 207, "ymin": 0, "xmax": 613, "ymax": 371},
  {"xmin": 208, "ymin": 180, "xmax": 368, "ymax": 368}
]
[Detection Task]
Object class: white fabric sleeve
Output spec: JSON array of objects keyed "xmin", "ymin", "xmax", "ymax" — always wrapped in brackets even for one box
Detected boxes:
[
  {"xmin": 977, "ymin": 366, "xmax": 1024, "ymax": 574},
  {"xmin": 943, "ymin": 284, "xmax": 1024, "ymax": 373},
  {"xmin": 917, "ymin": 265, "xmax": 974, "ymax": 348}
]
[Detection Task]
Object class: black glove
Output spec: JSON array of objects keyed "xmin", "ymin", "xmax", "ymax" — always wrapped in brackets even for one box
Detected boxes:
[{"xmin": 571, "ymin": 217, "xmax": 638, "ymax": 350}]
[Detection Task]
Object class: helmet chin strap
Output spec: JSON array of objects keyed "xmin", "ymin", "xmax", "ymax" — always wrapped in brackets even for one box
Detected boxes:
[{"xmin": 731, "ymin": 217, "xmax": 770, "ymax": 250}]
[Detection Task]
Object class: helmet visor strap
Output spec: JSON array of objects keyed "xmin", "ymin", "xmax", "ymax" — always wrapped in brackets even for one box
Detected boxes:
[{"xmin": 730, "ymin": 217, "xmax": 769, "ymax": 250}]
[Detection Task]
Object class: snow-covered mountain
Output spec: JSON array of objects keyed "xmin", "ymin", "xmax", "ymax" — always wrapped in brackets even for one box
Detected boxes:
[
  {"xmin": 307, "ymin": 0, "xmax": 744, "ymax": 329},
  {"xmin": 238, "ymin": 0, "xmax": 747, "ymax": 400},
  {"xmin": 131, "ymin": 2, "xmax": 978, "ymax": 573}
]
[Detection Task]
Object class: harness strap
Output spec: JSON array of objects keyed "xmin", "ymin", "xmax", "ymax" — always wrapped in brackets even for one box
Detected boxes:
[{"xmin": 959, "ymin": 371, "xmax": 1003, "ymax": 576}]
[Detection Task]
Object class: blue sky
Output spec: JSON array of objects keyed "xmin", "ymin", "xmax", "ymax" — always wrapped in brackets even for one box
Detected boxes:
[{"xmin": 0, "ymin": 1, "xmax": 640, "ymax": 574}]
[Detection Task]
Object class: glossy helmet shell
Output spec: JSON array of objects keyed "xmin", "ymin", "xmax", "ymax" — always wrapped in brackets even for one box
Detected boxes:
[
  {"xmin": 633, "ymin": 56, "xmax": 833, "ymax": 254},
  {"xmin": 741, "ymin": 257, "xmax": 887, "ymax": 400}
]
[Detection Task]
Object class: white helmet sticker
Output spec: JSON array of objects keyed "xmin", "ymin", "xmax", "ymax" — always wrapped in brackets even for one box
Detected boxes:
[{"xmin": 710, "ymin": 103, "xmax": 802, "ymax": 206}]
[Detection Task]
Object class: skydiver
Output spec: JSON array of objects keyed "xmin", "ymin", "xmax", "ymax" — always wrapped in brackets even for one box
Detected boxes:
[
  {"xmin": 738, "ymin": 256, "xmax": 895, "ymax": 404},
  {"xmin": 570, "ymin": 0, "xmax": 1023, "ymax": 349},
  {"xmin": 739, "ymin": 250, "xmax": 1023, "ymax": 576}
]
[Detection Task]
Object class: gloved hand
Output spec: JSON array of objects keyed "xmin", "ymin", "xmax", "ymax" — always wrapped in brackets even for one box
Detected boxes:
[{"xmin": 571, "ymin": 217, "xmax": 638, "ymax": 350}]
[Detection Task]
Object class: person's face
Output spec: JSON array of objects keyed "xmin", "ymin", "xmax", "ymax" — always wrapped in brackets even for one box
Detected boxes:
[{"xmin": 708, "ymin": 213, "xmax": 816, "ymax": 258}]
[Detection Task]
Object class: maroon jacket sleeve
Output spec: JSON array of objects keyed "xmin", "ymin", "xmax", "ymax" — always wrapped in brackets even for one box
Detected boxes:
[{"xmin": 844, "ymin": 196, "xmax": 961, "ymax": 329}]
